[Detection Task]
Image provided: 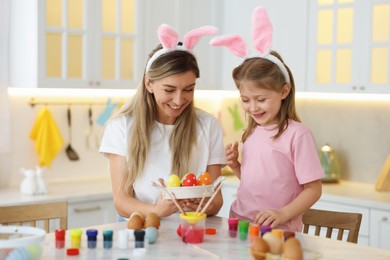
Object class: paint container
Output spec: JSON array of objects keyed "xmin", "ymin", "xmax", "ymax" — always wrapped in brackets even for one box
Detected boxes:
[
  {"xmin": 86, "ymin": 229, "xmax": 98, "ymax": 249},
  {"xmin": 118, "ymin": 229, "xmax": 128, "ymax": 249},
  {"xmin": 271, "ymin": 229, "xmax": 283, "ymax": 240},
  {"xmin": 55, "ymin": 229, "xmax": 65, "ymax": 249},
  {"xmin": 283, "ymin": 230, "xmax": 295, "ymax": 241},
  {"xmin": 103, "ymin": 230, "xmax": 113, "ymax": 249},
  {"xmin": 179, "ymin": 212, "xmax": 207, "ymax": 244},
  {"xmin": 260, "ymin": 225, "xmax": 271, "ymax": 237},
  {"xmin": 134, "ymin": 230, "xmax": 146, "ymax": 248},
  {"xmin": 238, "ymin": 220, "xmax": 250, "ymax": 241},
  {"xmin": 70, "ymin": 229, "xmax": 82, "ymax": 248},
  {"xmin": 249, "ymin": 223, "xmax": 260, "ymax": 241},
  {"xmin": 228, "ymin": 218, "xmax": 239, "ymax": 238}
]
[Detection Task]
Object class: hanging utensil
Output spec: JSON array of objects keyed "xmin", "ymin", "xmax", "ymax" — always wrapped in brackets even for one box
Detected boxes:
[
  {"xmin": 85, "ymin": 106, "xmax": 100, "ymax": 150},
  {"xmin": 66, "ymin": 106, "xmax": 80, "ymax": 161}
]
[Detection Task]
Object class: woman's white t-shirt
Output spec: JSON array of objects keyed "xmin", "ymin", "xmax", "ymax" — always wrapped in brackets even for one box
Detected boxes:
[{"xmin": 100, "ymin": 109, "xmax": 226, "ymax": 204}]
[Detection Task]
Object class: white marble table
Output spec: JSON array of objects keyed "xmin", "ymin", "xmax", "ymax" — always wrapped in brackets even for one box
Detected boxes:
[{"xmin": 41, "ymin": 214, "xmax": 390, "ymax": 259}]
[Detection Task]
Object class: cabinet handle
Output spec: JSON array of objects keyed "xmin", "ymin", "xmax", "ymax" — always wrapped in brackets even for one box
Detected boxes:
[
  {"xmin": 73, "ymin": 206, "xmax": 101, "ymax": 213},
  {"xmin": 382, "ymin": 216, "xmax": 388, "ymax": 222}
]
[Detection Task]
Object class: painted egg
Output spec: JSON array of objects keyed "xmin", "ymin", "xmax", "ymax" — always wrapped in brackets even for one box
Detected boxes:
[{"xmin": 145, "ymin": 227, "xmax": 158, "ymax": 244}]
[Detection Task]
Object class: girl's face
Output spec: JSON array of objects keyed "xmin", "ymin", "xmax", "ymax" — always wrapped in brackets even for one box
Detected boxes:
[
  {"xmin": 145, "ymin": 71, "xmax": 196, "ymax": 124},
  {"xmin": 239, "ymin": 81, "xmax": 290, "ymax": 126}
]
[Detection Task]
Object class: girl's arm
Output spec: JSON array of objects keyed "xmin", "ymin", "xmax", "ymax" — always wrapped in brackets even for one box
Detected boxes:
[
  {"xmin": 225, "ymin": 141, "xmax": 241, "ymax": 179},
  {"xmin": 109, "ymin": 154, "xmax": 179, "ymax": 218},
  {"xmin": 254, "ymin": 179, "xmax": 322, "ymax": 228}
]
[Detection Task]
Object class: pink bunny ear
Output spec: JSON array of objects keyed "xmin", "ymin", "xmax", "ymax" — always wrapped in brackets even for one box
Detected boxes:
[
  {"xmin": 183, "ymin": 26, "xmax": 218, "ymax": 50},
  {"xmin": 157, "ymin": 24, "xmax": 179, "ymax": 49},
  {"xmin": 252, "ymin": 6, "xmax": 273, "ymax": 54},
  {"xmin": 209, "ymin": 34, "xmax": 248, "ymax": 57}
]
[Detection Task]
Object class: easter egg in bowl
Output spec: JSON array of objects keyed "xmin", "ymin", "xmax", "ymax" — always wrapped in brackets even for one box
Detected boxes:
[
  {"xmin": 181, "ymin": 173, "xmax": 197, "ymax": 187},
  {"xmin": 166, "ymin": 174, "xmax": 181, "ymax": 187},
  {"xmin": 161, "ymin": 175, "xmax": 225, "ymax": 200}
]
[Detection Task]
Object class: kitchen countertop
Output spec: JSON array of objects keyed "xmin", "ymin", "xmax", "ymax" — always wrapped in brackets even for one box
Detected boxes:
[
  {"xmin": 0, "ymin": 176, "xmax": 113, "ymax": 206},
  {"xmin": 1, "ymin": 175, "xmax": 390, "ymax": 210},
  {"xmin": 222, "ymin": 174, "xmax": 390, "ymax": 211}
]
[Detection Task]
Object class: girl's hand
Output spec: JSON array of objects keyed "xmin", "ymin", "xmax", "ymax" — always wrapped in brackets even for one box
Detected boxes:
[
  {"xmin": 225, "ymin": 141, "xmax": 240, "ymax": 169},
  {"xmin": 153, "ymin": 195, "xmax": 180, "ymax": 217},
  {"xmin": 254, "ymin": 209, "xmax": 288, "ymax": 228}
]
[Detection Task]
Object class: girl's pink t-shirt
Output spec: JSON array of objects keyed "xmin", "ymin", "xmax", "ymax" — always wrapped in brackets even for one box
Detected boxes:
[{"xmin": 230, "ymin": 120, "xmax": 324, "ymax": 232}]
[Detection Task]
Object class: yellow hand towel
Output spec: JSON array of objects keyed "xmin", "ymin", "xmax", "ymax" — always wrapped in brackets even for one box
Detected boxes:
[{"xmin": 30, "ymin": 108, "xmax": 64, "ymax": 167}]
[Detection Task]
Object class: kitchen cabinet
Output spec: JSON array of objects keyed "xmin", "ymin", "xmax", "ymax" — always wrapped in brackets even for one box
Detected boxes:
[
  {"xmin": 370, "ymin": 209, "xmax": 390, "ymax": 250},
  {"xmin": 68, "ymin": 198, "xmax": 117, "ymax": 229},
  {"xmin": 307, "ymin": 0, "xmax": 390, "ymax": 93},
  {"xmin": 10, "ymin": 0, "xmax": 223, "ymax": 90},
  {"xmin": 10, "ymin": 0, "xmax": 140, "ymax": 89}
]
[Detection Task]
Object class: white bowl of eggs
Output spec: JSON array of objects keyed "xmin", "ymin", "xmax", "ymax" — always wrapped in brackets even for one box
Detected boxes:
[{"xmin": 161, "ymin": 174, "xmax": 224, "ymax": 200}]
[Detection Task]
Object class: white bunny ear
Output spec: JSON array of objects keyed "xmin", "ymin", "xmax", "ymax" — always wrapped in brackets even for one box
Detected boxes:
[
  {"xmin": 157, "ymin": 24, "xmax": 179, "ymax": 49},
  {"xmin": 209, "ymin": 34, "xmax": 248, "ymax": 57},
  {"xmin": 252, "ymin": 6, "xmax": 273, "ymax": 55},
  {"xmin": 183, "ymin": 26, "xmax": 218, "ymax": 50}
]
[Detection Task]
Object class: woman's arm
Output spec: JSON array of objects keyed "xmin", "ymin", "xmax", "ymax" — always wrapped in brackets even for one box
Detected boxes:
[
  {"xmin": 109, "ymin": 154, "xmax": 179, "ymax": 218},
  {"xmin": 254, "ymin": 179, "xmax": 322, "ymax": 228}
]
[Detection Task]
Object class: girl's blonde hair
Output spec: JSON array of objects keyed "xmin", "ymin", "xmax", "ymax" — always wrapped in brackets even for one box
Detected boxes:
[
  {"xmin": 232, "ymin": 50, "xmax": 300, "ymax": 142},
  {"xmin": 115, "ymin": 44, "xmax": 200, "ymax": 195}
]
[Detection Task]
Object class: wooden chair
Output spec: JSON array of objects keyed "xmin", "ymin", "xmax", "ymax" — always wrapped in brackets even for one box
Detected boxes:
[
  {"xmin": 302, "ymin": 208, "xmax": 362, "ymax": 243},
  {"xmin": 0, "ymin": 201, "xmax": 68, "ymax": 232}
]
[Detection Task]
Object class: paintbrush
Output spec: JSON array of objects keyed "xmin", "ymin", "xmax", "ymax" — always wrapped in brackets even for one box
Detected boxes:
[
  {"xmin": 198, "ymin": 183, "xmax": 223, "ymax": 216},
  {"xmin": 195, "ymin": 191, "xmax": 207, "ymax": 214}
]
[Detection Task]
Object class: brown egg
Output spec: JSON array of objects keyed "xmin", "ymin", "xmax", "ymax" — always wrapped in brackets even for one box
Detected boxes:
[
  {"xmin": 283, "ymin": 237, "xmax": 303, "ymax": 260},
  {"xmin": 127, "ymin": 212, "xmax": 145, "ymax": 230},
  {"xmin": 144, "ymin": 212, "xmax": 161, "ymax": 229},
  {"xmin": 251, "ymin": 237, "xmax": 269, "ymax": 260}
]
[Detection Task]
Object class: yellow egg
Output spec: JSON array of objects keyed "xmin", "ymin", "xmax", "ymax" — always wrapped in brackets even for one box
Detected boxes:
[
  {"xmin": 283, "ymin": 237, "xmax": 303, "ymax": 260},
  {"xmin": 251, "ymin": 237, "xmax": 269, "ymax": 260},
  {"xmin": 262, "ymin": 232, "xmax": 283, "ymax": 254}
]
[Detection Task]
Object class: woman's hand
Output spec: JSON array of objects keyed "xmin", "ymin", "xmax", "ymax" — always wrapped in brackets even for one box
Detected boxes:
[
  {"xmin": 153, "ymin": 195, "xmax": 180, "ymax": 217},
  {"xmin": 182, "ymin": 198, "xmax": 202, "ymax": 212}
]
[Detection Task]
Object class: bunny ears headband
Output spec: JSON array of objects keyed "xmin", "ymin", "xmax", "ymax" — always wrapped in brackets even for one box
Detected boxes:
[
  {"xmin": 209, "ymin": 6, "xmax": 291, "ymax": 84},
  {"xmin": 145, "ymin": 24, "xmax": 218, "ymax": 73}
]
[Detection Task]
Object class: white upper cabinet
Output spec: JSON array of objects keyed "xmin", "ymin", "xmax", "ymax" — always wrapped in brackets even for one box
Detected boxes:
[
  {"xmin": 10, "ymin": 0, "xmax": 141, "ymax": 89},
  {"xmin": 9, "ymin": 0, "xmax": 222, "ymax": 89},
  {"xmin": 307, "ymin": 0, "xmax": 390, "ymax": 93}
]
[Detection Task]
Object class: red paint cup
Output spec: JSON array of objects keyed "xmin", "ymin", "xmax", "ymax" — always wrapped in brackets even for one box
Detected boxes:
[
  {"xmin": 228, "ymin": 218, "xmax": 239, "ymax": 238},
  {"xmin": 55, "ymin": 229, "xmax": 65, "ymax": 249},
  {"xmin": 179, "ymin": 212, "xmax": 206, "ymax": 244}
]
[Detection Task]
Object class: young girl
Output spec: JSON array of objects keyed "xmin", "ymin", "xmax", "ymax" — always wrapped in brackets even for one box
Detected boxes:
[
  {"xmin": 100, "ymin": 24, "xmax": 225, "ymax": 219},
  {"xmin": 211, "ymin": 6, "xmax": 324, "ymax": 231}
]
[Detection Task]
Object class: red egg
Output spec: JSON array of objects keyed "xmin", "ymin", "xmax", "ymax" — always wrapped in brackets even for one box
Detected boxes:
[{"xmin": 181, "ymin": 173, "xmax": 197, "ymax": 186}]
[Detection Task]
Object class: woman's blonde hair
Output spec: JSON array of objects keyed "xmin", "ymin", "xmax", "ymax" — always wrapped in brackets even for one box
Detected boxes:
[
  {"xmin": 232, "ymin": 50, "xmax": 300, "ymax": 142},
  {"xmin": 114, "ymin": 44, "xmax": 200, "ymax": 195}
]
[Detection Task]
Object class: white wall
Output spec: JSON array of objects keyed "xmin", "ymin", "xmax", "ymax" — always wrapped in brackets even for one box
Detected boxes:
[
  {"xmin": 221, "ymin": 0, "xmax": 309, "ymax": 91},
  {"xmin": 2, "ymin": 92, "xmax": 390, "ymax": 188}
]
